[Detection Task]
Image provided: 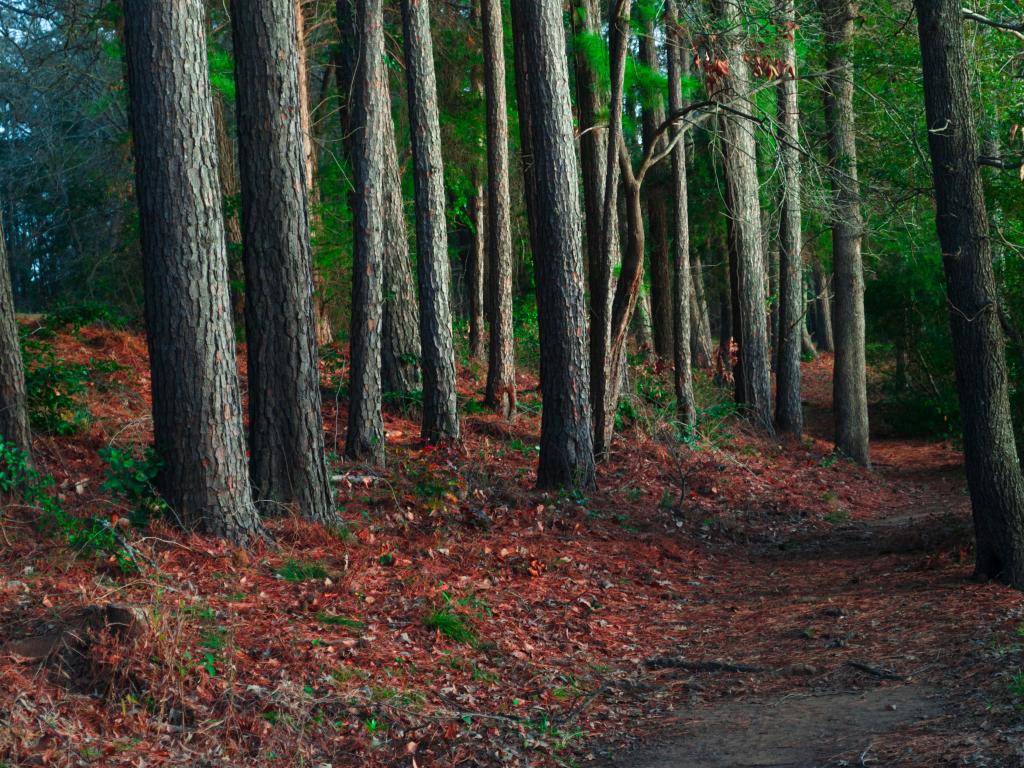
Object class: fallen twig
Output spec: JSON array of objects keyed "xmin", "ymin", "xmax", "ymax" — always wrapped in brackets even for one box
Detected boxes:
[
  {"xmin": 644, "ymin": 656, "xmax": 766, "ymax": 673},
  {"xmin": 846, "ymin": 660, "xmax": 906, "ymax": 681}
]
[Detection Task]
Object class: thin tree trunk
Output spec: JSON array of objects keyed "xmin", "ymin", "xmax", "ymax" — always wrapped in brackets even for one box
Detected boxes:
[
  {"xmin": 230, "ymin": 0, "xmax": 334, "ymax": 521},
  {"xmin": 917, "ymin": 0, "xmax": 1024, "ymax": 586},
  {"xmin": 593, "ymin": 0, "xmax": 633, "ymax": 458},
  {"xmin": 467, "ymin": 7, "xmax": 486, "ymax": 362},
  {"xmin": 812, "ymin": 256, "xmax": 835, "ymax": 352},
  {"xmin": 212, "ymin": 92, "xmax": 246, "ymax": 333},
  {"xmin": 710, "ymin": 0, "xmax": 773, "ymax": 431},
  {"xmin": 0, "ymin": 212, "xmax": 30, "ymax": 460},
  {"xmin": 639, "ymin": 12, "xmax": 673, "ymax": 360},
  {"xmin": 123, "ymin": 0, "xmax": 262, "ymax": 542},
  {"xmin": 666, "ymin": 0, "xmax": 694, "ymax": 427},
  {"xmin": 509, "ymin": 0, "xmax": 538, "ymax": 276},
  {"xmin": 514, "ymin": 0, "xmax": 596, "ymax": 489},
  {"xmin": 400, "ymin": 0, "xmax": 460, "ymax": 443},
  {"xmin": 774, "ymin": 0, "xmax": 803, "ymax": 436},
  {"xmin": 690, "ymin": 251, "xmax": 714, "ymax": 368},
  {"xmin": 822, "ymin": 0, "xmax": 869, "ymax": 465},
  {"xmin": 345, "ymin": 0, "xmax": 387, "ymax": 466},
  {"xmin": 481, "ymin": 0, "xmax": 517, "ymax": 418}
]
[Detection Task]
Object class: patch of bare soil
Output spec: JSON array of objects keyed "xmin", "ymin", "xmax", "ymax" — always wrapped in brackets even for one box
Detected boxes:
[{"xmin": 601, "ymin": 685, "xmax": 943, "ymax": 768}]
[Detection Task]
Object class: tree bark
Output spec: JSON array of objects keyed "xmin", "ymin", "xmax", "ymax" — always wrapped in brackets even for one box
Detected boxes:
[
  {"xmin": 481, "ymin": 0, "xmax": 517, "ymax": 418},
  {"xmin": 400, "ymin": 0, "xmax": 460, "ymax": 443},
  {"xmin": 123, "ymin": 0, "xmax": 263, "ymax": 542},
  {"xmin": 0, "ymin": 212, "xmax": 30, "ymax": 461},
  {"xmin": 509, "ymin": 0, "xmax": 539, "ymax": 277},
  {"xmin": 345, "ymin": 0, "xmax": 387, "ymax": 466},
  {"xmin": 230, "ymin": 0, "xmax": 334, "ymax": 522},
  {"xmin": 467, "ymin": 6, "xmax": 486, "ymax": 363},
  {"xmin": 690, "ymin": 251, "xmax": 714, "ymax": 368},
  {"xmin": 666, "ymin": 0, "xmax": 695, "ymax": 428},
  {"xmin": 917, "ymin": 0, "xmax": 1024, "ymax": 587},
  {"xmin": 774, "ymin": 0, "xmax": 804, "ymax": 437},
  {"xmin": 710, "ymin": 0, "xmax": 773, "ymax": 432},
  {"xmin": 639, "ymin": 12, "xmax": 673, "ymax": 360},
  {"xmin": 336, "ymin": 0, "xmax": 421, "ymax": 396},
  {"xmin": 514, "ymin": 0, "xmax": 596, "ymax": 489},
  {"xmin": 822, "ymin": 0, "xmax": 870, "ymax": 465},
  {"xmin": 211, "ymin": 92, "xmax": 246, "ymax": 333}
]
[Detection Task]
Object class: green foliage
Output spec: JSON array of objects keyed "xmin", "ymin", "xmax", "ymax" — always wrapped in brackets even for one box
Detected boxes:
[
  {"xmin": 20, "ymin": 332, "xmax": 92, "ymax": 435},
  {"xmin": 276, "ymin": 560, "xmax": 329, "ymax": 582},
  {"xmin": 45, "ymin": 301, "xmax": 127, "ymax": 332},
  {"xmin": 316, "ymin": 613, "xmax": 366, "ymax": 631},
  {"xmin": 424, "ymin": 608, "xmax": 476, "ymax": 645},
  {"xmin": 0, "ymin": 438, "xmax": 136, "ymax": 572},
  {"xmin": 99, "ymin": 445, "xmax": 167, "ymax": 528}
]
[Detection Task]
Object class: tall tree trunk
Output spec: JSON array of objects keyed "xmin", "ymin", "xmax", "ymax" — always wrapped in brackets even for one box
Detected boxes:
[
  {"xmin": 774, "ymin": 0, "xmax": 803, "ymax": 436},
  {"xmin": 822, "ymin": 0, "xmax": 869, "ymax": 465},
  {"xmin": 509, "ymin": 0, "xmax": 538, "ymax": 275},
  {"xmin": 211, "ymin": 92, "xmax": 246, "ymax": 333},
  {"xmin": 666, "ymin": 0, "xmax": 694, "ymax": 427},
  {"xmin": 710, "ymin": 0, "xmax": 773, "ymax": 431},
  {"xmin": 573, "ymin": 0, "xmax": 619, "ymax": 445},
  {"xmin": 639, "ymin": 13, "xmax": 673, "ymax": 360},
  {"xmin": 690, "ymin": 252, "xmax": 714, "ymax": 368},
  {"xmin": 514, "ymin": 0, "xmax": 596, "ymax": 489},
  {"xmin": 293, "ymin": 0, "xmax": 334, "ymax": 347},
  {"xmin": 345, "ymin": 0, "xmax": 387, "ymax": 466},
  {"xmin": 123, "ymin": 0, "xmax": 262, "ymax": 542},
  {"xmin": 593, "ymin": 0, "xmax": 633, "ymax": 458},
  {"xmin": 481, "ymin": 0, "xmax": 517, "ymax": 418},
  {"xmin": 336, "ymin": 0, "xmax": 421, "ymax": 395},
  {"xmin": 917, "ymin": 0, "xmax": 1024, "ymax": 586},
  {"xmin": 230, "ymin": 0, "xmax": 334, "ymax": 521},
  {"xmin": 812, "ymin": 255, "xmax": 835, "ymax": 351},
  {"xmin": 467, "ymin": 6, "xmax": 487, "ymax": 362},
  {"xmin": 400, "ymin": 0, "xmax": 460, "ymax": 443},
  {"xmin": 0, "ymin": 213, "xmax": 30, "ymax": 461}
]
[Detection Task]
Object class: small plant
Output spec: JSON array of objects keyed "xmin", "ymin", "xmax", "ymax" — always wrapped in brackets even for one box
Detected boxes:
[
  {"xmin": 21, "ymin": 334, "xmax": 92, "ymax": 435},
  {"xmin": 316, "ymin": 613, "xmax": 365, "ymax": 631},
  {"xmin": 276, "ymin": 559, "xmax": 328, "ymax": 582},
  {"xmin": 45, "ymin": 301, "xmax": 126, "ymax": 332},
  {"xmin": 100, "ymin": 445, "xmax": 167, "ymax": 528},
  {"xmin": 1010, "ymin": 670, "xmax": 1024, "ymax": 704},
  {"xmin": 424, "ymin": 608, "xmax": 476, "ymax": 645}
]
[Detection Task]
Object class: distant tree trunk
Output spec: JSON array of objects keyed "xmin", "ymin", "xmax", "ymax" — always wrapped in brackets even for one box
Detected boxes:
[
  {"xmin": 690, "ymin": 251, "xmax": 714, "ymax": 368},
  {"xmin": 230, "ymin": 0, "xmax": 334, "ymax": 522},
  {"xmin": 812, "ymin": 256, "xmax": 835, "ymax": 352},
  {"xmin": 639, "ymin": 13, "xmax": 673, "ymax": 360},
  {"xmin": 802, "ymin": 327, "xmax": 818, "ymax": 358},
  {"xmin": 666, "ymin": 0, "xmax": 694, "ymax": 428},
  {"xmin": 710, "ymin": 0, "xmax": 773, "ymax": 431},
  {"xmin": 509, "ymin": 0, "xmax": 538, "ymax": 270},
  {"xmin": 573, "ymin": 0, "xmax": 618, "ymax": 440},
  {"xmin": 481, "ymin": 0, "xmax": 517, "ymax": 418},
  {"xmin": 726, "ymin": 214, "xmax": 744, "ymax": 402},
  {"xmin": 345, "ymin": 0, "xmax": 387, "ymax": 466},
  {"xmin": 774, "ymin": 0, "xmax": 803, "ymax": 437},
  {"xmin": 0, "ymin": 213, "xmax": 30, "ymax": 461},
  {"xmin": 400, "ymin": 0, "xmax": 460, "ymax": 443},
  {"xmin": 467, "ymin": 7, "xmax": 487, "ymax": 363},
  {"xmin": 123, "ymin": 0, "xmax": 262, "ymax": 542},
  {"xmin": 822, "ymin": 0, "xmax": 869, "ymax": 465},
  {"xmin": 514, "ymin": 0, "xmax": 595, "ymax": 489},
  {"xmin": 211, "ymin": 92, "xmax": 246, "ymax": 333},
  {"xmin": 592, "ymin": 0, "xmax": 633, "ymax": 458},
  {"xmin": 917, "ymin": 0, "xmax": 1024, "ymax": 587},
  {"xmin": 336, "ymin": 0, "xmax": 421, "ymax": 395}
]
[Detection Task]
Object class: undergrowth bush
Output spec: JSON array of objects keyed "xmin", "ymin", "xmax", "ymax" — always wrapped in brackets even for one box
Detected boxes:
[{"xmin": 100, "ymin": 445, "xmax": 167, "ymax": 528}]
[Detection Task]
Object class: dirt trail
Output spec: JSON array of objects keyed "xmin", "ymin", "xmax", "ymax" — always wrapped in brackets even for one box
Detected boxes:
[{"xmin": 596, "ymin": 357, "xmax": 1019, "ymax": 768}]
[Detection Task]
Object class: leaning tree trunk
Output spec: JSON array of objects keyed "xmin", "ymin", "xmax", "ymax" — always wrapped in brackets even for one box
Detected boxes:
[
  {"xmin": 0, "ymin": 213, "xmax": 30, "ymax": 461},
  {"xmin": 666, "ymin": 0, "xmax": 695, "ymax": 428},
  {"xmin": 230, "ymin": 0, "xmax": 334, "ymax": 522},
  {"xmin": 774, "ymin": 0, "xmax": 804, "ymax": 437},
  {"xmin": 123, "ymin": 0, "xmax": 262, "ymax": 542},
  {"xmin": 336, "ymin": 0, "xmax": 421, "ymax": 395},
  {"xmin": 812, "ymin": 255, "xmax": 835, "ymax": 352},
  {"xmin": 481, "ymin": 0, "xmax": 517, "ymax": 418},
  {"xmin": 917, "ymin": 0, "xmax": 1024, "ymax": 587},
  {"xmin": 640, "ymin": 12, "xmax": 673, "ymax": 360},
  {"xmin": 515, "ymin": 0, "xmax": 596, "ymax": 489},
  {"xmin": 822, "ymin": 0, "xmax": 869, "ymax": 465},
  {"xmin": 400, "ymin": 0, "xmax": 460, "ymax": 443},
  {"xmin": 710, "ymin": 0, "xmax": 773, "ymax": 432},
  {"xmin": 345, "ymin": 0, "xmax": 387, "ymax": 466}
]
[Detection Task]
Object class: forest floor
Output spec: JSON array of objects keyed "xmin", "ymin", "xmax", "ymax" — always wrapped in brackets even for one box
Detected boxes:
[{"xmin": 1, "ymin": 321, "xmax": 1023, "ymax": 767}]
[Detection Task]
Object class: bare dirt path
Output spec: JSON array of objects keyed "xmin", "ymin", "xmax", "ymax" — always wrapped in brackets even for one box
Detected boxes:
[{"xmin": 593, "ymin": 356, "xmax": 1023, "ymax": 768}]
